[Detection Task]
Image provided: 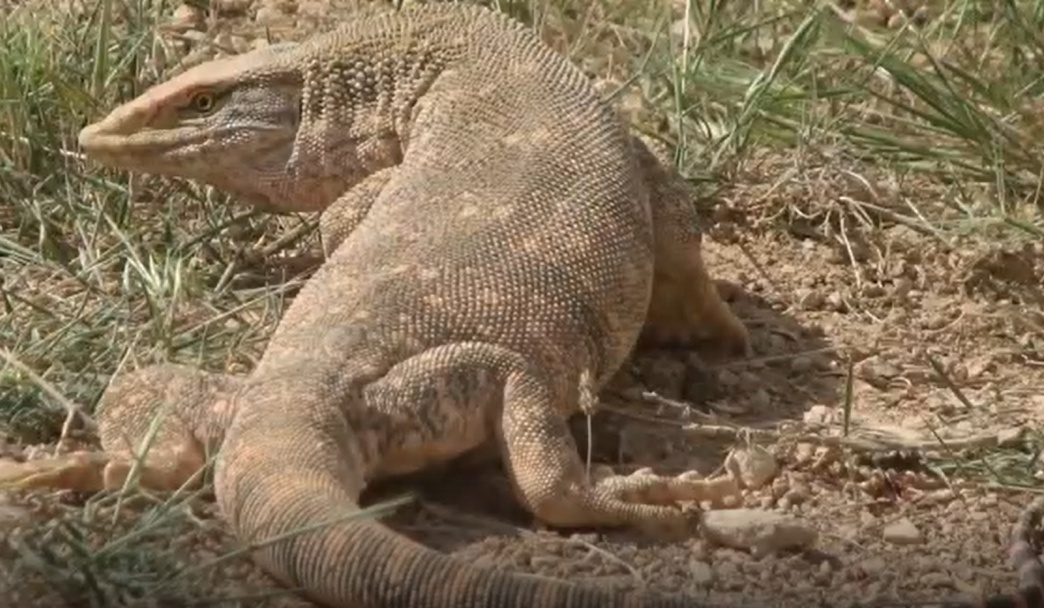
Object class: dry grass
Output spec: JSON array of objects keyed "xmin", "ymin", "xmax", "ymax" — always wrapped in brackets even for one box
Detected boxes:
[{"xmin": 0, "ymin": 0, "xmax": 1042, "ymax": 605}]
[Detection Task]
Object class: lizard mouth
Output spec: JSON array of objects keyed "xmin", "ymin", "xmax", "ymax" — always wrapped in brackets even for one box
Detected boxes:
[{"xmin": 77, "ymin": 123, "xmax": 209, "ymax": 173}]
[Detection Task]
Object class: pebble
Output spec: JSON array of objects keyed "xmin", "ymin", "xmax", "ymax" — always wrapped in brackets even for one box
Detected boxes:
[
  {"xmin": 789, "ymin": 355, "xmax": 813, "ymax": 373},
  {"xmin": 169, "ymin": 3, "xmax": 205, "ymax": 30},
  {"xmin": 724, "ymin": 446, "xmax": 779, "ymax": 490},
  {"xmin": 782, "ymin": 484, "xmax": 809, "ymax": 505},
  {"xmin": 997, "ymin": 426, "xmax": 1025, "ymax": 447},
  {"xmin": 826, "ymin": 291, "xmax": 848, "ymax": 312},
  {"xmin": 797, "ymin": 289, "xmax": 826, "ymax": 311},
  {"xmin": 857, "ymin": 556, "xmax": 888, "ymax": 576},
  {"xmin": 701, "ymin": 509, "xmax": 817, "ymax": 558},
  {"xmin": 882, "ymin": 517, "xmax": 923, "ymax": 545},
  {"xmin": 803, "ymin": 404, "xmax": 834, "ymax": 424},
  {"xmin": 748, "ymin": 388, "xmax": 771, "ymax": 410}
]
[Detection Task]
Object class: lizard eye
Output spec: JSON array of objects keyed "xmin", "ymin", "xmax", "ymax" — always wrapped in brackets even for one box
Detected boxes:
[{"xmin": 189, "ymin": 91, "xmax": 217, "ymax": 114}]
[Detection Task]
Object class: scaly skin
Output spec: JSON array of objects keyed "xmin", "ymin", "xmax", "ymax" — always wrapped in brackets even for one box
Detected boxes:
[
  {"xmin": 938, "ymin": 497, "xmax": 1044, "ymax": 608},
  {"xmin": 72, "ymin": 22, "xmax": 750, "ymax": 357},
  {"xmin": 7, "ymin": 4, "xmax": 756, "ymax": 607}
]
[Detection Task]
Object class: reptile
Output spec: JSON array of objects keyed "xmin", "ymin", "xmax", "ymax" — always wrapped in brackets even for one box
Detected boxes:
[
  {"xmin": 939, "ymin": 497, "xmax": 1044, "ymax": 608},
  {"xmin": 5, "ymin": 4, "xmax": 1042, "ymax": 608},
  {"xmin": 5, "ymin": 3, "xmax": 756, "ymax": 606}
]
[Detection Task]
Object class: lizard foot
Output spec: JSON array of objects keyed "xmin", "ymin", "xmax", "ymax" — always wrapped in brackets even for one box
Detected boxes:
[
  {"xmin": 590, "ymin": 465, "xmax": 742, "ymax": 508},
  {"xmin": 641, "ymin": 269, "xmax": 752, "ymax": 358},
  {"xmin": 0, "ymin": 438, "xmax": 208, "ymax": 493},
  {"xmin": 567, "ymin": 466, "xmax": 743, "ymax": 542},
  {"xmin": 530, "ymin": 468, "xmax": 743, "ymax": 543},
  {"xmin": 0, "ymin": 451, "xmax": 110, "ymax": 492}
]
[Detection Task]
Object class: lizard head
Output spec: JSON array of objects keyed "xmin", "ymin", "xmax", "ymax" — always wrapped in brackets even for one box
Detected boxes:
[{"xmin": 77, "ymin": 44, "xmax": 339, "ymax": 214}]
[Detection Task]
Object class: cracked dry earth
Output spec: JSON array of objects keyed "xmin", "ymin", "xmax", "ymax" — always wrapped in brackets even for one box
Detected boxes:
[{"xmin": 2, "ymin": 1, "xmax": 1044, "ymax": 607}]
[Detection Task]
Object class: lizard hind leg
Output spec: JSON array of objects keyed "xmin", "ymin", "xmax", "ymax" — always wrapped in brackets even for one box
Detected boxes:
[
  {"xmin": 348, "ymin": 342, "xmax": 744, "ymax": 542},
  {"xmin": 0, "ymin": 364, "xmax": 241, "ymax": 494},
  {"xmin": 633, "ymin": 134, "xmax": 751, "ymax": 358},
  {"xmin": 499, "ymin": 370, "xmax": 743, "ymax": 541}
]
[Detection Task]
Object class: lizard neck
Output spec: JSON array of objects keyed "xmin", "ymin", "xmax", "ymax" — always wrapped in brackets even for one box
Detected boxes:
[{"xmin": 280, "ymin": 6, "xmax": 536, "ymax": 212}]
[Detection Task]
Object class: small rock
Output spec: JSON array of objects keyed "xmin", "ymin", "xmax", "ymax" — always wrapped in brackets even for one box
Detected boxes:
[
  {"xmin": 965, "ymin": 355, "xmax": 995, "ymax": 379},
  {"xmin": 725, "ymin": 446, "xmax": 779, "ymax": 489},
  {"xmin": 797, "ymin": 289, "xmax": 826, "ymax": 311},
  {"xmin": 882, "ymin": 517, "xmax": 922, "ymax": 545},
  {"xmin": 921, "ymin": 489, "xmax": 956, "ymax": 505},
  {"xmin": 857, "ymin": 556, "xmax": 888, "ymax": 576},
  {"xmin": 825, "ymin": 291, "xmax": 848, "ymax": 312},
  {"xmin": 792, "ymin": 442, "xmax": 816, "ymax": 465},
  {"xmin": 168, "ymin": 3, "xmax": 205, "ymax": 31},
  {"xmin": 803, "ymin": 404, "xmax": 834, "ymax": 424},
  {"xmin": 700, "ymin": 509, "xmax": 817, "ymax": 557},
  {"xmin": 254, "ymin": 5, "xmax": 285, "ymax": 25},
  {"xmin": 789, "ymin": 355, "xmax": 813, "ymax": 373},
  {"xmin": 997, "ymin": 426, "xmax": 1025, "ymax": 448},
  {"xmin": 782, "ymin": 485, "xmax": 809, "ymax": 505},
  {"xmin": 857, "ymin": 357, "xmax": 901, "ymax": 387},
  {"xmin": 748, "ymin": 388, "xmax": 771, "ymax": 410}
]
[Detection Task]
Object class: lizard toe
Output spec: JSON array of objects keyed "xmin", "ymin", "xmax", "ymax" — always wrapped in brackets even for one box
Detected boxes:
[
  {"xmin": 631, "ymin": 503, "xmax": 701, "ymax": 542},
  {"xmin": 593, "ymin": 467, "xmax": 743, "ymax": 509}
]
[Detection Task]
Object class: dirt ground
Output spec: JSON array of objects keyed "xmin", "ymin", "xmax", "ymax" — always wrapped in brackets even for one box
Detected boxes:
[{"xmin": 2, "ymin": 0, "xmax": 1043, "ymax": 607}]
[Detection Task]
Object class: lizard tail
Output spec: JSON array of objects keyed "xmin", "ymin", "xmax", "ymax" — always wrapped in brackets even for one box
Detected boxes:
[
  {"xmin": 213, "ymin": 420, "xmax": 692, "ymax": 608},
  {"xmin": 941, "ymin": 497, "xmax": 1044, "ymax": 608}
]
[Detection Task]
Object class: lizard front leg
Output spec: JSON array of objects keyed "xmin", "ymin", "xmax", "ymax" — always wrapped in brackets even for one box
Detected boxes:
[
  {"xmin": 319, "ymin": 167, "xmax": 397, "ymax": 257},
  {"xmin": 633, "ymin": 135, "xmax": 751, "ymax": 358},
  {"xmin": 0, "ymin": 364, "xmax": 239, "ymax": 493}
]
